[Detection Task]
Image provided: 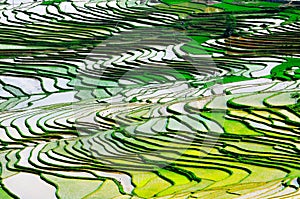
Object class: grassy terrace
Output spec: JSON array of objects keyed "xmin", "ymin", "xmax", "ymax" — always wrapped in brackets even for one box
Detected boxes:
[{"xmin": 0, "ymin": 0, "xmax": 299, "ymax": 198}]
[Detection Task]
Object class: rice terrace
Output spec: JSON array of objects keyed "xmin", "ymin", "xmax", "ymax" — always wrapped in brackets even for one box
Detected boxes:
[{"xmin": 0, "ymin": 0, "xmax": 299, "ymax": 198}]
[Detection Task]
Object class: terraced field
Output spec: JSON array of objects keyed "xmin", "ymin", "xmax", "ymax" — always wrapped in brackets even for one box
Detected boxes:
[{"xmin": 0, "ymin": 0, "xmax": 299, "ymax": 198}]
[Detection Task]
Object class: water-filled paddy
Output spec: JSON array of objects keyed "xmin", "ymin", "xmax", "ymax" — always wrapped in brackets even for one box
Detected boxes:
[{"xmin": 0, "ymin": 0, "xmax": 299, "ymax": 198}]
